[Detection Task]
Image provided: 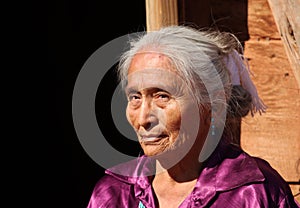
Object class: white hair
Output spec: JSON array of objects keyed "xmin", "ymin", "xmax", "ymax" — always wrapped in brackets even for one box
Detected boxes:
[{"xmin": 119, "ymin": 26, "xmax": 249, "ymax": 114}]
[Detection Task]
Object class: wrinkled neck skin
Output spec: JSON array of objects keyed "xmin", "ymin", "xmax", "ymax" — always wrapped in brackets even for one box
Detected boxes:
[
  {"xmin": 154, "ymin": 135, "xmax": 205, "ymax": 183},
  {"xmin": 152, "ymin": 122, "xmax": 210, "ymax": 208}
]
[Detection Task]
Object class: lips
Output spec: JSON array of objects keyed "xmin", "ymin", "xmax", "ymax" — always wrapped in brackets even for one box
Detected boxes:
[{"xmin": 140, "ymin": 134, "xmax": 168, "ymax": 143}]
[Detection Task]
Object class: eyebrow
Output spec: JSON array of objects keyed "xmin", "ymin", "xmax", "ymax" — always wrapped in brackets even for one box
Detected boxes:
[
  {"xmin": 125, "ymin": 87, "xmax": 138, "ymax": 95},
  {"xmin": 125, "ymin": 87, "xmax": 170, "ymax": 95}
]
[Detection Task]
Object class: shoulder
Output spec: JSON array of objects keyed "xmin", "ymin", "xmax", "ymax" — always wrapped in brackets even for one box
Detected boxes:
[
  {"xmin": 93, "ymin": 174, "xmax": 132, "ymax": 192},
  {"xmin": 87, "ymin": 174, "xmax": 134, "ymax": 208},
  {"xmin": 212, "ymin": 143, "xmax": 299, "ymax": 207},
  {"xmin": 252, "ymin": 156, "xmax": 299, "ymax": 207}
]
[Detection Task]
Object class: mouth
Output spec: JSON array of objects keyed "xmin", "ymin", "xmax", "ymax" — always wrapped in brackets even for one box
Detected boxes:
[{"xmin": 140, "ymin": 134, "xmax": 168, "ymax": 144}]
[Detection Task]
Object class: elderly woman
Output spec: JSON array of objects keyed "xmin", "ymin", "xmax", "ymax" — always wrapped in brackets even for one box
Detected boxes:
[{"xmin": 87, "ymin": 26, "xmax": 299, "ymax": 207}]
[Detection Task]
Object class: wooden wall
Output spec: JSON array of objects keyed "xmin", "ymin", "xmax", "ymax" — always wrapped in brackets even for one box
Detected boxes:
[{"xmin": 241, "ymin": 0, "xmax": 300, "ymax": 201}]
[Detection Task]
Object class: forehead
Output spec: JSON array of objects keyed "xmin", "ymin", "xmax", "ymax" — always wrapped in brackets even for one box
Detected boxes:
[
  {"xmin": 128, "ymin": 52, "xmax": 176, "ymax": 74},
  {"xmin": 126, "ymin": 52, "xmax": 183, "ymax": 92},
  {"xmin": 125, "ymin": 68, "xmax": 180, "ymax": 93},
  {"xmin": 126, "ymin": 52, "xmax": 183, "ymax": 94}
]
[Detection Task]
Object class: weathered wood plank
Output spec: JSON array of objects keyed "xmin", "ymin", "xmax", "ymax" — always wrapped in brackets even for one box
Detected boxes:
[
  {"xmin": 145, "ymin": 0, "xmax": 178, "ymax": 31},
  {"xmin": 242, "ymin": 39, "xmax": 300, "ymax": 179},
  {"xmin": 242, "ymin": 39, "xmax": 300, "ymax": 201},
  {"xmin": 267, "ymin": 0, "xmax": 300, "ymax": 88},
  {"xmin": 247, "ymin": 0, "xmax": 280, "ymax": 39}
]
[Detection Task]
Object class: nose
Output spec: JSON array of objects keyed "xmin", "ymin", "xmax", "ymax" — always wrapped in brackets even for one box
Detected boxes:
[{"xmin": 137, "ymin": 98, "xmax": 158, "ymax": 130}]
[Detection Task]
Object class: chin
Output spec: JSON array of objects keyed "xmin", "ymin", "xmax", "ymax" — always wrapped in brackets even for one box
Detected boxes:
[
  {"xmin": 144, "ymin": 144, "xmax": 180, "ymax": 160},
  {"xmin": 142, "ymin": 146, "xmax": 167, "ymax": 157}
]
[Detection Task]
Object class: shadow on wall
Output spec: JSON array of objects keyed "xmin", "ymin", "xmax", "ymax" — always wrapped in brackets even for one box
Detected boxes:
[{"xmin": 178, "ymin": 0, "xmax": 249, "ymax": 43}]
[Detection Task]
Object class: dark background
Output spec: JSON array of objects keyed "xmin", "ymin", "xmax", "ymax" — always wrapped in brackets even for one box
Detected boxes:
[{"xmin": 48, "ymin": 1, "xmax": 146, "ymax": 207}]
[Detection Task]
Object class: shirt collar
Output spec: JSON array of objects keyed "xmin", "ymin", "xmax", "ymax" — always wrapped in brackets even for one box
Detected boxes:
[
  {"xmin": 105, "ymin": 139, "xmax": 265, "ymax": 206},
  {"xmin": 105, "ymin": 156, "xmax": 156, "ymax": 207},
  {"xmin": 191, "ymin": 140, "xmax": 265, "ymax": 206},
  {"xmin": 206, "ymin": 139, "xmax": 265, "ymax": 191}
]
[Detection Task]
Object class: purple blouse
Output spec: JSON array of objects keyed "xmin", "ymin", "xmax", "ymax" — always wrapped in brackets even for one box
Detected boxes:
[{"xmin": 87, "ymin": 140, "xmax": 300, "ymax": 208}]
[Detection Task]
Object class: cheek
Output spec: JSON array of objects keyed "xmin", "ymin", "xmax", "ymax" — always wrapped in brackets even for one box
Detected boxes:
[
  {"xmin": 177, "ymin": 101, "xmax": 200, "ymax": 132},
  {"xmin": 165, "ymin": 105, "xmax": 181, "ymax": 131},
  {"xmin": 126, "ymin": 106, "xmax": 135, "ymax": 127}
]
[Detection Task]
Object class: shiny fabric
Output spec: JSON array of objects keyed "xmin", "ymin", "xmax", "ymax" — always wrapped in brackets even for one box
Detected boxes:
[{"xmin": 87, "ymin": 139, "xmax": 300, "ymax": 208}]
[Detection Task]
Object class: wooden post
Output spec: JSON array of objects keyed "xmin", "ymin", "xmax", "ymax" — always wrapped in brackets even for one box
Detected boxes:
[
  {"xmin": 146, "ymin": 0, "xmax": 178, "ymax": 31},
  {"xmin": 267, "ymin": 0, "xmax": 300, "ymax": 88}
]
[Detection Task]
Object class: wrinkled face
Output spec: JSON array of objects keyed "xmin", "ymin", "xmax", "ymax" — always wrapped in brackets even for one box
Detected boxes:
[{"xmin": 125, "ymin": 52, "xmax": 201, "ymax": 157}]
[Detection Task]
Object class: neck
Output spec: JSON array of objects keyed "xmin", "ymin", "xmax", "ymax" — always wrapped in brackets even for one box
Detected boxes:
[
  {"xmin": 152, "ymin": 156, "xmax": 201, "ymax": 208},
  {"xmin": 155, "ymin": 150, "xmax": 203, "ymax": 183},
  {"xmin": 154, "ymin": 125, "xmax": 207, "ymax": 182}
]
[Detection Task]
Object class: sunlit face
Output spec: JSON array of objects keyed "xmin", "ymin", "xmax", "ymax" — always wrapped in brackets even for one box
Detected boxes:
[{"xmin": 125, "ymin": 52, "xmax": 201, "ymax": 158}]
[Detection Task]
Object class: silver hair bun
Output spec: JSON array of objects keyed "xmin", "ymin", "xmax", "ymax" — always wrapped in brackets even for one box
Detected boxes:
[{"xmin": 227, "ymin": 85, "xmax": 252, "ymax": 118}]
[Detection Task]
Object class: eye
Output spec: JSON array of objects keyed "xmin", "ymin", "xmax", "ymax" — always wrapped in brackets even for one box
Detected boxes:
[
  {"xmin": 158, "ymin": 93, "xmax": 170, "ymax": 100},
  {"xmin": 128, "ymin": 94, "xmax": 140, "ymax": 101},
  {"xmin": 128, "ymin": 93, "xmax": 141, "ymax": 107},
  {"xmin": 154, "ymin": 92, "xmax": 171, "ymax": 105}
]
